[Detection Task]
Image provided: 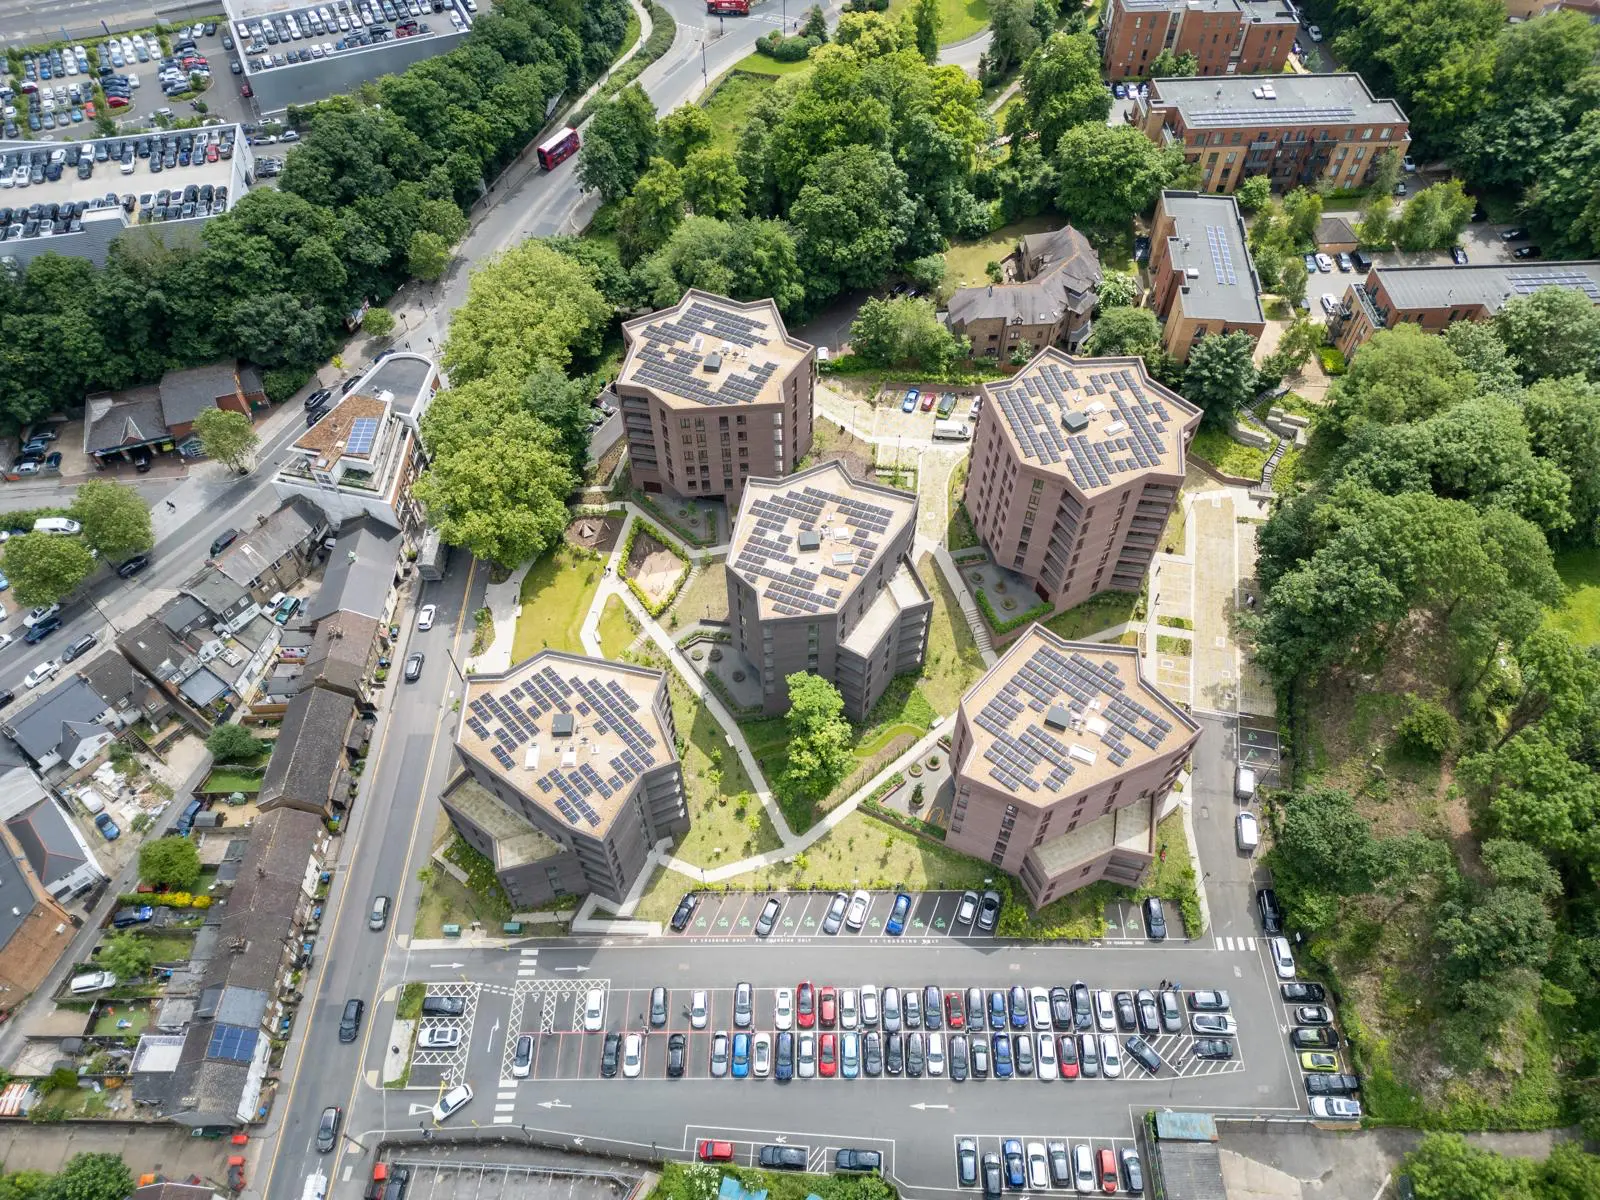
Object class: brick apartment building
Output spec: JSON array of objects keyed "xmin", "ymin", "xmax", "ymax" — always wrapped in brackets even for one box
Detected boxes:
[
  {"xmin": 1102, "ymin": 0, "xmax": 1298, "ymax": 82},
  {"xmin": 1333, "ymin": 261, "xmax": 1600, "ymax": 359},
  {"xmin": 727, "ymin": 462, "xmax": 932, "ymax": 720},
  {"xmin": 618, "ymin": 290, "xmax": 816, "ymax": 509},
  {"xmin": 1148, "ymin": 190, "xmax": 1266, "ymax": 360},
  {"xmin": 948, "ymin": 628, "xmax": 1200, "ymax": 906},
  {"xmin": 1131, "ymin": 74, "xmax": 1410, "ymax": 195},
  {"xmin": 964, "ymin": 348, "xmax": 1202, "ymax": 613},
  {"xmin": 945, "ymin": 226, "xmax": 1103, "ymax": 358},
  {"xmin": 442, "ymin": 651, "xmax": 689, "ymax": 908}
]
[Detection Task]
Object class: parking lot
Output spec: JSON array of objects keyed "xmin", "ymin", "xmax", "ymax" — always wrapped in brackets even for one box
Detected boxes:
[{"xmin": 672, "ymin": 890, "xmax": 997, "ymax": 942}]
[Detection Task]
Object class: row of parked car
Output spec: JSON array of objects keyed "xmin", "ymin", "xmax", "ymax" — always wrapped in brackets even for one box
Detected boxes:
[{"xmin": 962, "ymin": 1138, "xmax": 1140, "ymax": 1196}]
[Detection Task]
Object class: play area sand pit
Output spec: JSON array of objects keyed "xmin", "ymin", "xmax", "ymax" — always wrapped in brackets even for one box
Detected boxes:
[
  {"xmin": 566, "ymin": 515, "xmax": 623, "ymax": 553},
  {"xmin": 627, "ymin": 531, "xmax": 687, "ymax": 607}
]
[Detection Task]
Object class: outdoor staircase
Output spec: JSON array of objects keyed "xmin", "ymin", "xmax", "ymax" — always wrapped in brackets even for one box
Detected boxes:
[{"xmin": 933, "ymin": 546, "xmax": 997, "ymax": 664}]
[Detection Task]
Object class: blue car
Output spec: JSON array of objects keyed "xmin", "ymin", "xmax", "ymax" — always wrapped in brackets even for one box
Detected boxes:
[
  {"xmin": 901, "ymin": 388, "xmax": 919, "ymax": 413},
  {"xmin": 1002, "ymin": 1139, "xmax": 1024, "ymax": 1189},
  {"xmin": 988, "ymin": 990, "xmax": 1008, "ymax": 1031},
  {"xmin": 94, "ymin": 812, "xmax": 120, "ymax": 841},
  {"xmin": 1009, "ymin": 984, "xmax": 1029, "ymax": 1029},
  {"xmin": 993, "ymin": 1033, "xmax": 1013, "ymax": 1078},
  {"xmin": 731, "ymin": 1032, "xmax": 750, "ymax": 1078},
  {"xmin": 885, "ymin": 892, "xmax": 911, "ymax": 936},
  {"xmin": 0, "ymin": 570, "xmax": 9, "ymax": 590}
]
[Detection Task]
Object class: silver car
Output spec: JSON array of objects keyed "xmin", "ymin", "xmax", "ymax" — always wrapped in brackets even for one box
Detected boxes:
[{"xmin": 734, "ymin": 982, "xmax": 753, "ymax": 1028}]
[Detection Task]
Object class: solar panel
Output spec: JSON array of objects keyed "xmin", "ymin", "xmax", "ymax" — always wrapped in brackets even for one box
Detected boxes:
[
  {"xmin": 207, "ymin": 1025, "xmax": 260, "ymax": 1063},
  {"xmin": 344, "ymin": 416, "xmax": 380, "ymax": 457}
]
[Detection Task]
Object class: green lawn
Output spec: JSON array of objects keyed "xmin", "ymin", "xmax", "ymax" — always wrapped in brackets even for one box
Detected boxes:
[
  {"xmin": 1045, "ymin": 589, "xmax": 1142, "ymax": 640},
  {"xmin": 139, "ymin": 934, "xmax": 197, "ymax": 962},
  {"xmin": 635, "ymin": 809, "xmax": 991, "ymax": 922},
  {"xmin": 731, "ymin": 50, "xmax": 818, "ymax": 77},
  {"xmin": 511, "ymin": 544, "xmax": 603, "ymax": 661},
  {"xmin": 916, "ymin": 552, "xmax": 987, "ymax": 714},
  {"xmin": 199, "ymin": 769, "xmax": 262, "ymax": 794},
  {"xmin": 1190, "ymin": 426, "xmax": 1270, "ymax": 479},
  {"xmin": 1552, "ymin": 549, "xmax": 1600, "ymax": 646},
  {"xmin": 597, "ymin": 594, "xmax": 638, "ymax": 658},
  {"xmin": 942, "ymin": 215, "xmax": 1063, "ymax": 290},
  {"xmin": 702, "ymin": 71, "xmax": 783, "ymax": 154},
  {"xmin": 671, "ymin": 555, "xmax": 730, "ymax": 624},
  {"xmin": 668, "ymin": 669, "xmax": 784, "ymax": 867},
  {"xmin": 889, "ymin": 0, "xmax": 991, "ymax": 44},
  {"xmin": 94, "ymin": 1004, "xmax": 150, "ymax": 1037},
  {"xmin": 619, "ymin": 6, "xmax": 642, "ymax": 60}
]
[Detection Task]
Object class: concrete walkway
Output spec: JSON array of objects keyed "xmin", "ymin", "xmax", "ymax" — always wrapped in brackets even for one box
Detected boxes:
[{"xmin": 932, "ymin": 546, "xmax": 997, "ymax": 665}]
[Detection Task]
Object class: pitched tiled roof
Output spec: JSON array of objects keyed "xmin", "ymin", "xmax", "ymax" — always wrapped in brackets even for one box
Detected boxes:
[
  {"xmin": 83, "ymin": 386, "xmax": 166, "ymax": 454},
  {"xmin": 258, "ymin": 687, "xmax": 354, "ymax": 814}
]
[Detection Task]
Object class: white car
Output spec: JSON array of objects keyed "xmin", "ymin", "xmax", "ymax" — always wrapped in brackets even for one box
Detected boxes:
[
  {"xmin": 690, "ymin": 988, "xmax": 709, "ymax": 1029},
  {"xmin": 1029, "ymin": 987, "xmax": 1052, "ymax": 1030},
  {"xmin": 1315, "ymin": 252, "xmax": 1334, "ymax": 272},
  {"xmin": 840, "ymin": 988, "xmax": 858, "ymax": 1030},
  {"xmin": 621, "ymin": 1032, "xmax": 642, "ymax": 1077},
  {"xmin": 927, "ymin": 1031, "xmax": 945, "ymax": 1076},
  {"xmin": 1094, "ymin": 989, "xmax": 1117, "ymax": 1032},
  {"xmin": 1307, "ymin": 23, "xmax": 1323, "ymax": 41},
  {"xmin": 432, "ymin": 1083, "xmax": 472, "ymax": 1123},
  {"xmin": 23, "ymin": 603, "xmax": 61, "ymax": 627},
  {"xmin": 0, "ymin": 634, "xmax": 12, "ymax": 651},
  {"xmin": 1236, "ymin": 809, "xmax": 1260, "ymax": 852},
  {"xmin": 752, "ymin": 1031, "xmax": 771, "ymax": 1077},
  {"xmin": 1270, "ymin": 935, "xmax": 1297, "ymax": 979},
  {"xmin": 417, "ymin": 604, "xmax": 436, "ymax": 630},
  {"xmin": 844, "ymin": 888, "xmax": 871, "ymax": 930},
  {"xmin": 797, "ymin": 1031, "xmax": 816, "ymax": 1078},
  {"xmin": 582, "ymin": 986, "xmax": 605, "ymax": 1031},
  {"xmin": 417, "ymin": 1025, "xmax": 461, "ymax": 1049},
  {"xmin": 773, "ymin": 987, "xmax": 793, "ymax": 1030},
  {"xmin": 1320, "ymin": 294, "xmax": 1341, "ymax": 316},
  {"xmin": 1309, "ymin": 1096, "xmax": 1361, "ymax": 1120},
  {"xmin": 24, "ymin": 661, "xmax": 60, "ymax": 689},
  {"xmin": 1100, "ymin": 1034, "xmax": 1122, "ymax": 1078},
  {"xmin": 1036, "ymin": 1032, "xmax": 1057, "ymax": 1079},
  {"xmin": 1026, "ymin": 1143, "xmax": 1049, "ymax": 1191},
  {"xmin": 1073, "ymin": 1144, "xmax": 1095, "ymax": 1194}
]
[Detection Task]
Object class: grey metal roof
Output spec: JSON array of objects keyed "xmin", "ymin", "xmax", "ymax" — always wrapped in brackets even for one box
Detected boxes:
[
  {"xmin": 357, "ymin": 353, "xmax": 434, "ymax": 418},
  {"xmin": 1158, "ymin": 191, "xmax": 1265, "ymax": 325},
  {"xmin": 5, "ymin": 800, "xmax": 87, "ymax": 895},
  {"xmin": 1153, "ymin": 1142, "xmax": 1227, "ymax": 1200},
  {"xmin": 1316, "ymin": 215, "xmax": 1359, "ymax": 246},
  {"xmin": 160, "ymin": 595, "xmax": 211, "ymax": 636},
  {"xmin": 3, "ymin": 677, "xmax": 113, "ymax": 764},
  {"xmin": 308, "ymin": 516, "xmax": 401, "ymax": 623},
  {"xmin": 1371, "ymin": 260, "xmax": 1600, "ymax": 315},
  {"xmin": 1149, "ymin": 73, "xmax": 1408, "ymax": 128},
  {"xmin": 178, "ymin": 670, "xmax": 230, "ymax": 708}
]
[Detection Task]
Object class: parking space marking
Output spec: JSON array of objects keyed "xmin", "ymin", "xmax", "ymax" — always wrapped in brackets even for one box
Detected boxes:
[
  {"xmin": 412, "ymin": 982, "xmax": 478, "ymax": 1083},
  {"xmin": 677, "ymin": 890, "xmax": 996, "ymax": 943}
]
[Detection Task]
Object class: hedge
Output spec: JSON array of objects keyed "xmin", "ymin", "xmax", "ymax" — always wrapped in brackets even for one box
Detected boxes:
[
  {"xmin": 975, "ymin": 587, "xmax": 1051, "ymax": 636},
  {"xmin": 631, "ymin": 489, "xmax": 715, "ymax": 546},
  {"xmin": 0, "ymin": 505, "xmax": 74, "ymax": 533},
  {"xmin": 620, "ymin": 517, "xmax": 691, "ymax": 617}
]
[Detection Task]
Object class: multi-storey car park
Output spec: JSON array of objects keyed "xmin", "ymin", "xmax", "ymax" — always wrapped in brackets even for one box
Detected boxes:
[
  {"xmin": 726, "ymin": 461, "xmax": 932, "ymax": 720},
  {"xmin": 617, "ymin": 290, "xmax": 817, "ymax": 510},
  {"xmin": 963, "ymin": 347, "xmax": 1202, "ymax": 614},
  {"xmin": 441, "ymin": 650, "xmax": 689, "ymax": 909},
  {"xmin": 0, "ymin": 127, "xmax": 252, "ymax": 269},
  {"xmin": 948, "ymin": 628, "xmax": 1201, "ymax": 906},
  {"xmin": 226, "ymin": 0, "xmax": 473, "ymax": 112}
]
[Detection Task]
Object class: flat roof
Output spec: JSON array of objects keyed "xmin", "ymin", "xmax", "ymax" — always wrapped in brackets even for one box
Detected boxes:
[
  {"xmin": 1031, "ymin": 797, "xmax": 1152, "ymax": 876},
  {"xmin": 292, "ymin": 393, "xmax": 387, "ymax": 465},
  {"xmin": 456, "ymin": 651, "xmax": 674, "ymax": 838},
  {"xmin": 1157, "ymin": 191, "xmax": 1265, "ymax": 325},
  {"xmin": 1149, "ymin": 73, "xmax": 1408, "ymax": 129},
  {"xmin": 1119, "ymin": 0, "xmax": 1295, "ymax": 16},
  {"xmin": 355, "ymin": 352, "xmax": 434, "ymax": 418},
  {"xmin": 729, "ymin": 462, "xmax": 918, "ymax": 621},
  {"xmin": 958, "ymin": 626, "xmax": 1199, "ymax": 804},
  {"xmin": 1369, "ymin": 260, "xmax": 1600, "ymax": 314},
  {"xmin": 0, "ymin": 129, "xmax": 242, "ymax": 215},
  {"xmin": 982, "ymin": 348, "xmax": 1200, "ymax": 495},
  {"xmin": 443, "ymin": 774, "xmax": 563, "ymax": 869},
  {"xmin": 619, "ymin": 289, "xmax": 811, "ymax": 409}
]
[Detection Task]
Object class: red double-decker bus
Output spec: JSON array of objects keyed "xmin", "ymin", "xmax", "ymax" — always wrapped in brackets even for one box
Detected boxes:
[
  {"xmin": 707, "ymin": 0, "xmax": 749, "ymax": 13},
  {"xmin": 536, "ymin": 126, "xmax": 580, "ymax": 171}
]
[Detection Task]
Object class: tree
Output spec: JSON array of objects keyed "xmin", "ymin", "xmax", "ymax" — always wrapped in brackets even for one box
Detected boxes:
[
  {"xmin": 99, "ymin": 933, "xmax": 153, "ymax": 982},
  {"xmin": 42, "ymin": 1154, "xmax": 132, "ymax": 1200},
  {"xmin": 139, "ymin": 836, "xmax": 202, "ymax": 891},
  {"xmin": 1492, "ymin": 286, "xmax": 1600, "ymax": 384},
  {"xmin": 1021, "ymin": 32, "xmax": 1111, "ymax": 155},
  {"xmin": 780, "ymin": 674, "xmax": 855, "ymax": 803},
  {"xmin": 1272, "ymin": 785, "xmax": 1378, "ymax": 895},
  {"xmin": 636, "ymin": 217, "xmax": 808, "ymax": 314},
  {"xmin": 903, "ymin": 253, "xmax": 947, "ymax": 292},
  {"xmin": 1394, "ymin": 695, "xmax": 1458, "ymax": 759},
  {"xmin": 1258, "ymin": 317, "xmax": 1322, "ymax": 381},
  {"xmin": 1146, "ymin": 48, "xmax": 1197, "ymax": 79},
  {"xmin": 1523, "ymin": 374, "xmax": 1600, "ymax": 545},
  {"xmin": 801, "ymin": 4, "xmax": 829, "ymax": 40},
  {"xmin": 406, "ymin": 230, "xmax": 452, "ymax": 283},
  {"xmin": 361, "ymin": 307, "xmax": 396, "ymax": 338},
  {"xmin": 1481, "ymin": 838, "xmax": 1562, "ymax": 898},
  {"xmin": 1437, "ymin": 885, "xmax": 1555, "ymax": 986},
  {"xmin": 0, "ymin": 1171, "xmax": 52, "ymax": 1200},
  {"xmin": 70, "ymin": 480, "xmax": 152, "ymax": 561},
  {"xmin": 1235, "ymin": 174, "xmax": 1272, "ymax": 213},
  {"xmin": 1085, "ymin": 306, "xmax": 1162, "ymax": 357},
  {"xmin": 790, "ymin": 145, "xmax": 916, "ymax": 303},
  {"xmin": 1280, "ymin": 187, "xmax": 1322, "ymax": 248},
  {"xmin": 1402, "ymin": 1134, "xmax": 1533, "ymax": 1200},
  {"xmin": 656, "ymin": 104, "xmax": 714, "ymax": 168},
  {"xmin": 1442, "ymin": 320, "xmax": 1522, "ymax": 397},
  {"xmin": 206, "ymin": 722, "xmax": 261, "ymax": 763},
  {"xmin": 617, "ymin": 158, "xmax": 686, "ymax": 264},
  {"xmin": 848, "ymin": 297, "xmax": 965, "ymax": 370},
  {"xmin": 681, "ymin": 148, "xmax": 747, "ymax": 220},
  {"xmin": 1182, "ymin": 331, "xmax": 1258, "ymax": 428},
  {"xmin": 193, "ymin": 407, "xmax": 260, "ymax": 473},
  {"xmin": 834, "ymin": 11, "xmax": 908, "ymax": 58},
  {"xmin": 1052, "ymin": 123, "xmax": 1189, "ymax": 229},
  {"xmin": 2, "ymin": 534, "xmax": 95, "ymax": 607},
  {"xmin": 1393, "ymin": 178, "xmax": 1475, "ymax": 250},
  {"xmin": 1367, "ymin": 147, "xmax": 1404, "ymax": 203},
  {"xmin": 911, "ymin": 0, "xmax": 941, "ymax": 61},
  {"xmin": 1328, "ymin": 323, "xmax": 1474, "ymax": 431},
  {"xmin": 1522, "ymin": 110, "xmax": 1600, "ymax": 258},
  {"xmin": 987, "ymin": 0, "xmax": 1041, "ymax": 76},
  {"xmin": 521, "ymin": 361, "xmax": 597, "ymax": 478},
  {"xmin": 576, "ymin": 84, "xmax": 659, "ymax": 203}
]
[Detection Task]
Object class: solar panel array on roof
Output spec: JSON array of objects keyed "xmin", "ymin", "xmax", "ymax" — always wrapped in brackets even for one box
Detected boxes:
[
  {"xmin": 1184, "ymin": 104, "xmax": 1356, "ymax": 127},
  {"xmin": 466, "ymin": 663, "xmax": 661, "ymax": 830},
  {"xmin": 1205, "ymin": 224, "xmax": 1236, "ymax": 287},
  {"xmin": 207, "ymin": 1024, "xmax": 260, "ymax": 1063},
  {"xmin": 1505, "ymin": 270, "xmax": 1600, "ymax": 302},
  {"xmin": 344, "ymin": 415, "xmax": 380, "ymax": 457},
  {"xmin": 734, "ymin": 482, "xmax": 899, "ymax": 616},
  {"xmin": 628, "ymin": 300, "xmax": 786, "ymax": 407},
  {"xmin": 991, "ymin": 360, "xmax": 1175, "ymax": 491},
  {"xmin": 970, "ymin": 643, "xmax": 1176, "ymax": 794}
]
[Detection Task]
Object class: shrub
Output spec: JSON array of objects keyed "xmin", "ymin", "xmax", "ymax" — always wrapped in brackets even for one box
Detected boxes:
[
  {"xmin": 1315, "ymin": 346, "xmax": 1347, "ymax": 376},
  {"xmin": 975, "ymin": 588, "xmax": 1052, "ymax": 636},
  {"xmin": 1395, "ymin": 695, "xmax": 1457, "ymax": 759},
  {"xmin": 138, "ymin": 838, "xmax": 201, "ymax": 892},
  {"xmin": 263, "ymin": 365, "xmax": 314, "ymax": 403}
]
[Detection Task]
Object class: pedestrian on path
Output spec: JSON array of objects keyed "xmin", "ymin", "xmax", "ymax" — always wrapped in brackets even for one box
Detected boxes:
[{"xmin": 166, "ymin": 500, "xmax": 176, "ymax": 511}]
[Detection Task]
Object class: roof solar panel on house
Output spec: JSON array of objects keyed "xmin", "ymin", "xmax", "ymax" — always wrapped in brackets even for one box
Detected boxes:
[
  {"xmin": 207, "ymin": 1024, "xmax": 260, "ymax": 1063},
  {"xmin": 344, "ymin": 416, "xmax": 380, "ymax": 457}
]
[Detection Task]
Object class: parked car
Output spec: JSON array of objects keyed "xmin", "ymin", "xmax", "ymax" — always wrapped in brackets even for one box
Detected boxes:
[
  {"xmin": 1450, "ymin": 246, "xmax": 1468, "ymax": 265},
  {"xmin": 1143, "ymin": 896, "xmax": 1167, "ymax": 939},
  {"xmin": 1282, "ymin": 982, "xmax": 1328, "ymax": 1003},
  {"xmin": 669, "ymin": 892, "xmax": 699, "ymax": 931},
  {"xmin": 60, "ymin": 633, "xmax": 97, "ymax": 662},
  {"xmin": 900, "ymin": 388, "xmax": 919, "ymax": 414},
  {"xmin": 1257, "ymin": 887, "xmax": 1284, "ymax": 933},
  {"xmin": 417, "ymin": 604, "xmax": 436, "ymax": 630},
  {"xmin": 403, "ymin": 652, "xmax": 424, "ymax": 681},
  {"xmin": 1513, "ymin": 245, "xmax": 1543, "ymax": 259},
  {"xmin": 1309, "ymin": 1096, "xmax": 1362, "ymax": 1120},
  {"xmin": 1305, "ymin": 1072, "xmax": 1361, "ymax": 1095},
  {"xmin": 94, "ymin": 812, "xmax": 120, "ymax": 840}
]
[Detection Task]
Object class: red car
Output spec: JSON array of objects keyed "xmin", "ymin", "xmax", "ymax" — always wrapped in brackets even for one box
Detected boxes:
[
  {"xmin": 1098, "ymin": 1147, "xmax": 1119, "ymax": 1192},
  {"xmin": 818, "ymin": 986, "xmax": 837, "ymax": 1029},
  {"xmin": 818, "ymin": 1033, "xmax": 837, "ymax": 1077},
  {"xmin": 1057, "ymin": 1034, "xmax": 1079, "ymax": 1079},
  {"xmin": 796, "ymin": 981, "xmax": 815, "ymax": 1029},
  {"xmin": 240, "ymin": 82, "xmax": 253, "ymax": 97},
  {"xmin": 698, "ymin": 1140, "xmax": 736, "ymax": 1163},
  {"xmin": 921, "ymin": 391, "xmax": 937, "ymax": 412},
  {"xmin": 945, "ymin": 991, "xmax": 965, "ymax": 1030},
  {"xmin": 83, "ymin": 101, "xmax": 96, "ymax": 118},
  {"xmin": 206, "ymin": 144, "xmax": 219, "ymax": 162}
]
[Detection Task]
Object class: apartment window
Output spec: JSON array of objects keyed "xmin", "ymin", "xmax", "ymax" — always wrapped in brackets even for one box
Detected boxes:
[
  {"xmin": 1361, "ymin": 127, "xmax": 1372, "ymax": 140},
  {"xmin": 679, "ymin": 418, "xmax": 691, "ymax": 429},
  {"xmin": 681, "ymin": 433, "xmax": 692, "ymax": 445},
  {"xmin": 736, "ymin": 414, "xmax": 746, "ymax": 425}
]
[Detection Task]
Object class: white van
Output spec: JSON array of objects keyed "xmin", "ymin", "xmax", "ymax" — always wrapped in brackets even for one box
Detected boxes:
[
  {"xmin": 1234, "ymin": 764, "xmax": 1257, "ymax": 802},
  {"xmin": 33, "ymin": 517, "xmax": 82, "ymax": 535},
  {"xmin": 1236, "ymin": 810, "xmax": 1259, "ymax": 853}
]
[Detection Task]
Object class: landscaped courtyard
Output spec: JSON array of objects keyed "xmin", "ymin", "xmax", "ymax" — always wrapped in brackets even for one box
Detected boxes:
[{"xmin": 511, "ymin": 543, "xmax": 603, "ymax": 660}]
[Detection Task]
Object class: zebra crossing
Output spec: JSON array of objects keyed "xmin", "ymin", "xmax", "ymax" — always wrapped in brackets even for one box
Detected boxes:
[
  {"xmin": 1214, "ymin": 935, "xmax": 1258, "ymax": 952},
  {"xmin": 491, "ymin": 948, "xmax": 538, "ymax": 1123}
]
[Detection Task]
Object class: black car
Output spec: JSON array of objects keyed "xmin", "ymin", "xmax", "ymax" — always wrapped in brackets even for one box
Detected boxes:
[
  {"xmin": 1071, "ymin": 981, "xmax": 1092, "ymax": 1029},
  {"xmin": 1450, "ymin": 246, "xmax": 1468, "ymax": 265},
  {"xmin": 981, "ymin": 1154, "xmax": 1003, "ymax": 1199},
  {"xmin": 403, "ymin": 653, "xmax": 424, "ymax": 681},
  {"xmin": 1143, "ymin": 896, "xmax": 1167, "ymax": 939},
  {"xmin": 1192, "ymin": 1038, "xmax": 1235, "ymax": 1060},
  {"xmin": 1499, "ymin": 227, "xmax": 1530, "ymax": 241},
  {"xmin": 1292, "ymin": 1026, "xmax": 1340, "ymax": 1049},
  {"xmin": 669, "ymin": 892, "xmax": 699, "ymax": 931},
  {"xmin": 419, "ymin": 995, "xmax": 464, "ymax": 1017},
  {"xmin": 1136, "ymin": 990, "xmax": 1160, "ymax": 1036},
  {"xmin": 316, "ymin": 1105, "xmax": 341, "ymax": 1154},
  {"xmin": 650, "ymin": 986, "xmax": 667, "ymax": 1027},
  {"xmin": 906, "ymin": 1031, "xmax": 925, "ymax": 1077},
  {"xmin": 976, "ymin": 888, "xmax": 1002, "ymax": 932},
  {"xmin": 949, "ymin": 1034, "xmax": 968, "ymax": 1081},
  {"xmin": 1049, "ymin": 986, "xmax": 1073, "ymax": 1030},
  {"xmin": 1115, "ymin": 991, "xmax": 1137, "ymax": 1031},
  {"xmin": 1257, "ymin": 887, "xmax": 1284, "ymax": 934},
  {"xmin": 835, "ymin": 1150, "xmax": 881, "ymax": 1173},
  {"xmin": 341, "ymin": 375, "xmax": 363, "ymax": 395},
  {"xmin": 760, "ymin": 1146, "xmax": 808, "ymax": 1170},
  {"xmin": 862, "ymin": 1030, "xmax": 882, "ymax": 1076},
  {"xmin": 600, "ymin": 1032, "xmax": 621, "ymax": 1077},
  {"xmin": 338, "ymin": 997, "xmax": 363, "ymax": 1042},
  {"xmin": 1012, "ymin": 1031, "xmax": 1033, "ymax": 1076},
  {"xmin": 23, "ymin": 616, "xmax": 61, "ymax": 644},
  {"xmin": 304, "ymin": 387, "xmax": 333, "ymax": 410},
  {"xmin": 1305, "ymin": 1072, "xmax": 1361, "ymax": 1095},
  {"xmin": 956, "ymin": 1139, "xmax": 978, "ymax": 1188},
  {"xmin": 61, "ymin": 634, "xmax": 97, "ymax": 663},
  {"xmin": 1047, "ymin": 1143, "xmax": 1071, "ymax": 1189},
  {"xmin": 1513, "ymin": 245, "xmax": 1542, "ymax": 259},
  {"xmin": 1282, "ymin": 982, "xmax": 1328, "ymax": 1003},
  {"xmin": 754, "ymin": 896, "xmax": 781, "ymax": 937},
  {"xmin": 923, "ymin": 985, "xmax": 943, "ymax": 1031},
  {"xmin": 1120, "ymin": 1149, "xmax": 1144, "ymax": 1195},
  {"xmin": 884, "ymin": 1030, "xmax": 903, "ymax": 1075},
  {"xmin": 210, "ymin": 529, "xmax": 239, "ymax": 556},
  {"xmin": 0, "ymin": 690, "xmax": 15, "ymax": 711},
  {"xmin": 1124, "ymin": 1034, "xmax": 1163, "ymax": 1074},
  {"xmin": 667, "ymin": 1032, "xmax": 687, "ymax": 1077}
]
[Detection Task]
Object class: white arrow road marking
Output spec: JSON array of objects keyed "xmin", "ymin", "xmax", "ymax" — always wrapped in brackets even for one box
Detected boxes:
[
  {"xmin": 485, "ymin": 1018, "xmax": 500, "ymax": 1055},
  {"xmin": 553, "ymin": 965, "xmax": 590, "ymax": 973},
  {"xmin": 911, "ymin": 1102, "xmax": 950, "ymax": 1111},
  {"xmin": 573, "ymin": 1136, "xmax": 586, "ymax": 1146},
  {"xmin": 426, "ymin": 963, "xmax": 466, "ymax": 970},
  {"xmin": 538, "ymin": 1099, "xmax": 572, "ymax": 1109},
  {"xmin": 408, "ymin": 1104, "xmax": 434, "ymax": 1116}
]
